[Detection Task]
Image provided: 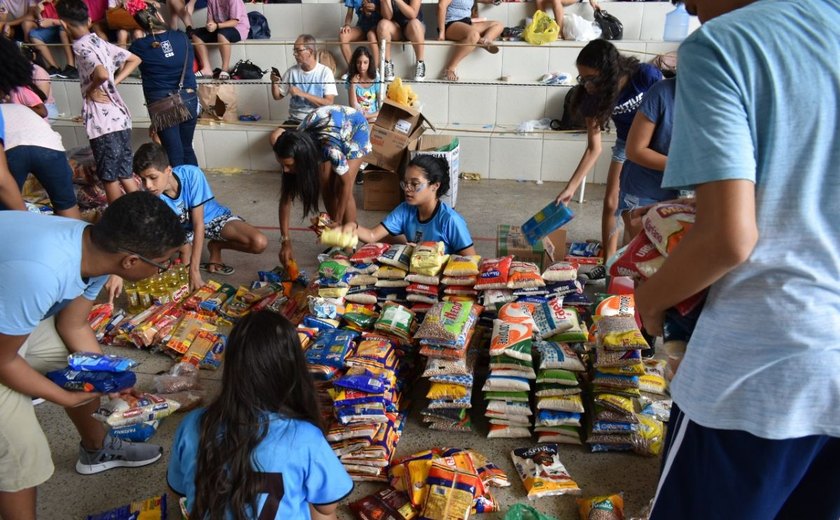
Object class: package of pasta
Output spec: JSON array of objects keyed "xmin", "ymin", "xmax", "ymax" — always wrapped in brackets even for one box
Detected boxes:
[
  {"xmin": 443, "ymin": 255, "xmax": 481, "ymax": 277},
  {"xmin": 507, "ymin": 261, "xmax": 545, "ymax": 289},
  {"xmin": 374, "ymin": 302, "xmax": 415, "ymax": 340},
  {"xmin": 305, "ymin": 329, "xmax": 358, "ymax": 368},
  {"xmin": 576, "ymin": 493, "xmax": 625, "ymax": 520},
  {"xmin": 410, "ymin": 241, "xmax": 448, "ymax": 277},
  {"xmin": 67, "ymin": 352, "xmax": 137, "ymax": 373},
  {"xmin": 378, "ymin": 244, "xmax": 414, "ymax": 270},
  {"xmin": 532, "ymin": 299, "xmax": 574, "ymax": 339},
  {"xmin": 642, "ymin": 202, "xmax": 695, "ymax": 257},
  {"xmin": 511, "ymin": 444, "xmax": 581, "ymax": 499},
  {"xmin": 93, "ymin": 392, "xmax": 180, "ymax": 427},
  {"xmin": 490, "ymin": 319, "xmax": 533, "ymax": 361},
  {"xmin": 541, "ymin": 262, "xmax": 578, "ymax": 282},
  {"xmin": 182, "ymin": 280, "xmax": 222, "ymax": 311},
  {"xmin": 350, "ymin": 488, "xmax": 417, "ymax": 520},
  {"xmin": 415, "ymin": 301, "xmax": 475, "ymax": 348},
  {"xmin": 474, "ymin": 256, "xmax": 513, "ymax": 290},
  {"xmin": 536, "ymin": 341, "xmax": 585, "ymax": 371},
  {"xmin": 421, "ymin": 463, "xmax": 481, "ymax": 520},
  {"xmin": 47, "ymin": 367, "xmax": 136, "ymax": 393},
  {"xmin": 351, "ymin": 243, "xmax": 390, "ymax": 264}
]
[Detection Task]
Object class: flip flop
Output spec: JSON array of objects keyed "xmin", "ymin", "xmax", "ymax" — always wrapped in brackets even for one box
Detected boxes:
[
  {"xmin": 480, "ymin": 39, "xmax": 500, "ymax": 54},
  {"xmin": 199, "ymin": 262, "xmax": 235, "ymax": 275},
  {"xmin": 218, "ymin": 71, "xmax": 231, "ymax": 81}
]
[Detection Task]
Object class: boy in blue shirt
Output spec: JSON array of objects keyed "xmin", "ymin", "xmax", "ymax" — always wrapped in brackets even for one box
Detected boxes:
[
  {"xmin": 0, "ymin": 192, "xmax": 186, "ymax": 519},
  {"xmin": 635, "ymin": 0, "xmax": 840, "ymax": 518},
  {"xmin": 133, "ymin": 143, "xmax": 268, "ymax": 289}
]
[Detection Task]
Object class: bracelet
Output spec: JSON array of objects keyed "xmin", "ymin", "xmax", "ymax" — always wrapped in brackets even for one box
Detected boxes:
[{"xmin": 279, "ymin": 235, "xmax": 291, "ymax": 243}]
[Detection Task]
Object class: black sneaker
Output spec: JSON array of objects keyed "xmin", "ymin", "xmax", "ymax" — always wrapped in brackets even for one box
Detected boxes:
[
  {"xmin": 61, "ymin": 66, "xmax": 79, "ymax": 79},
  {"xmin": 47, "ymin": 66, "xmax": 65, "ymax": 78}
]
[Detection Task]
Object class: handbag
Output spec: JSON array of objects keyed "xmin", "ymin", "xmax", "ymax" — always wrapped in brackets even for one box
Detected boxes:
[
  {"xmin": 106, "ymin": 7, "xmax": 142, "ymax": 31},
  {"xmin": 594, "ymin": 9, "xmax": 623, "ymax": 40},
  {"xmin": 146, "ymin": 35, "xmax": 192, "ymax": 132},
  {"xmin": 230, "ymin": 59, "xmax": 266, "ymax": 80}
]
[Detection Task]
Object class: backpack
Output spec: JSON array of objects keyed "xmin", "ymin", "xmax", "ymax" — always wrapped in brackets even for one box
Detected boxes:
[
  {"xmin": 247, "ymin": 11, "xmax": 271, "ymax": 39},
  {"xmin": 557, "ymin": 85, "xmax": 587, "ymax": 131},
  {"xmin": 594, "ymin": 9, "xmax": 623, "ymax": 40},
  {"xmin": 230, "ymin": 60, "xmax": 266, "ymax": 80}
]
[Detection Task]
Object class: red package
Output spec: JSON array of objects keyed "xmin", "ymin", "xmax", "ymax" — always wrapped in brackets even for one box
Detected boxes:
[
  {"xmin": 609, "ymin": 232, "xmax": 665, "ymax": 280},
  {"xmin": 406, "ymin": 283, "xmax": 440, "ymax": 298},
  {"xmin": 475, "ymin": 256, "xmax": 513, "ymax": 290},
  {"xmin": 351, "ymin": 243, "xmax": 390, "ymax": 264}
]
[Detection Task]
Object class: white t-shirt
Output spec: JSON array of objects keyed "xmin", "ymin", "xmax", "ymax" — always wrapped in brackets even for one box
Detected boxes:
[
  {"xmin": 278, "ymin": 63, "xmax": 338, "ymax": 122},
  {"xmin": 0, "ymin": 104, "xmax": 64, "ymax": 152}
]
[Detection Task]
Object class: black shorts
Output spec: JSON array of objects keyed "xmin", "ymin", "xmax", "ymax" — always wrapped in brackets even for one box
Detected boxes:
[
  {"xmin": 89, "ymin": 129, "xmax": 133, "ymax": 182},
  {"xmin": 193, "ymin": 26, "xmax": 242, "ymax": 44},
  {"xmin": 445, "ymin": 17, "xmax": 471, "ymax": 30}
]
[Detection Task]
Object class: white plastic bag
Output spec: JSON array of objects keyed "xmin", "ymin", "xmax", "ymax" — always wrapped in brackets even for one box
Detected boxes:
[{"xmin": 562, "ymin": 13, "xmax": 602, "ymax": 41}]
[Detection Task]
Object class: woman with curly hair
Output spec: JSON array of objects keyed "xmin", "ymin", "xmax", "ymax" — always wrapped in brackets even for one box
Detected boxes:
[
  {"xmin": 0, "ymin": 35, "xmax": 49, "ymax": 119},
  {"xmin": 554, "ymin": 39, "xmax": 662, "ymax": 279}
]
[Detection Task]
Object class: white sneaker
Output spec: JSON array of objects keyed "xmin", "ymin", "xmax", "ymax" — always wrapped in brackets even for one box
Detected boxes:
[
  {"xmin": 384, "ymin": 61, "xmax": 395, "ymax": 82},
  {"xmin": 414, "ymin": 61, "xmax": 426, "ymax": 81}
]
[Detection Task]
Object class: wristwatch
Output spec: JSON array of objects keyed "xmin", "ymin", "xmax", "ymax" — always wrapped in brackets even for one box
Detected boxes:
[{"xmin": 279, "ymin": 235, "xmax": 291, "ymax": 243}]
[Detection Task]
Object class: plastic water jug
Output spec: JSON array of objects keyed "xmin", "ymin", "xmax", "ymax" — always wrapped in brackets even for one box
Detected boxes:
[{"xmin": 663, "ymin": 2, "xmax": 690, "ymax": 42}]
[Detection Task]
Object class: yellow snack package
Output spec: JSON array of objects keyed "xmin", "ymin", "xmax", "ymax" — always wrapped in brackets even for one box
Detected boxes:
[
  {"xmin": 420, "ymin": 462, "xmax": 481, "ymax": 520},
  {"xmin": 426, "ymin": 383, "xmax": 469, "ymax": 400},
  {"xmin": 320, "ymin": 228, "xmax": 359, "ymax": 249}
]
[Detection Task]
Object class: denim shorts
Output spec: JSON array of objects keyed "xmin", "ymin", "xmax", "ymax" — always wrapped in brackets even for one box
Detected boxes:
[
  {"xmin": 5, "ymin": 145, "xmax": 77, "ymax": 210},
  {"xmin": 29, "ymin": 25, "xmax": 63, "ymax": 44},
  {"xmin": 616, "ymin": 190, "xmax": 660, "ymax": 217},
  {"xmin": 611, "ymin": 137, "xmax": 627, "ymax": 163}
]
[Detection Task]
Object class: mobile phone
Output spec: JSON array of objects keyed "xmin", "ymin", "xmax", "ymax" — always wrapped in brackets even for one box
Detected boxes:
[{"xmin": 271, "ymin": 67, "xmax": 280, "ymax": 77}]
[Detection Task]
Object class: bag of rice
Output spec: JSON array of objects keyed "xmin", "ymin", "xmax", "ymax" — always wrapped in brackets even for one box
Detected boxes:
[
  {"xmin": 542, "ymin": 262, "xmax": 578, "ymax": 282},
  {"xmin": 441, "ymin": 275, "xmax": 478, "ymax": 286},
  {"xmin": 532, "ymin": 299, "xmax": 573, "ymax": 338},
  {"xmin": 498, "ymin": 302, "xmax": 538, "ymax": 331},
  {"xmin": 609, "ymin": 231, "xmax": 665, "ymax": 280},
  {"xmin": 351, "ymin": 243, "xmax": 390, "ymax": 264},
  {"xmin": 537, "ymin": 394, "xmax": 585, "ymax": 413},
  {"xmin": 444, "ymin": 255, "xmax": 481, "ymax": 277},
  {"xmin": 410, "ymin": 241, "xmax": 447, "ymax": 276},
  {"xmin": 378, "ymin": 244, "xmax": 414, "ymax": 270},
  {"xmin": 346, "ymin": 291, "xmax": 377, "ymax": 305},
  {"xmin": 405, "ymin": 273, "xmax": 440, "ymax": 285},
  {"xmin": 482, "ymin": 375, "xmax": 531, "ymax": 392},
  {"xmin": 507, "ymin": 261, "xmax": 545, "ymax": 289},
  {"xmin": 488, "ymin": 424, "xmax": 532, "ymax": 439},
  {"xmin": 475, "ymin": 257, "xmax": 513, "ymax": 290},
  {"xmin": 489, "ymin": 319, "xmax": 533, "ymax": 361},
  {"xmin": 547, "ymin": 308, "xmax": 587, "ymax": 343},
  {"xmin": 536, "ymin": 341, "xmax": 585, "ymax": 371},
  {"xmin": 642, "ymin": 203, "xmax": 695, "ymax": 256},
  {"xmin": 349, "ymin": 274, "xmax": 378, "ymax": 286},
  {"xmin": 511, "ymin": 444, "xmax": 581, "ymax": 498},
  {"xmin": 376, "ymin": 265, "xmax": 408, "ymax": 280},
  {"xmin": 376, "ymin": 279, "xmax": 410, "ymax": 288}
]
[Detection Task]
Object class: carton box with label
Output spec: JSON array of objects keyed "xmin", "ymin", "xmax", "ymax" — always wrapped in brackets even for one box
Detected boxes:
[
  {"xmin": 497, "ymin": 225, "xmax": 567, "ymax": 270},
  {"xmin": 362, "ymin": 167, "xmax": 402, "ymax": 211},
  {"xmin": 409, "ymin": 135, "xmax": 460, "ymax": 207},
  {"xmin": 367, "ymin": 99, "xmax": 434, "ymax": 172}
]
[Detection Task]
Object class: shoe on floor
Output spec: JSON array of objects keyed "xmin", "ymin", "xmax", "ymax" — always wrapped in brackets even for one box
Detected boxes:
[
  {"xmin": 76, "ymin": 434, "xmax": 162, "ymax": 475},
  {"xmin": 586, "ymin": 264, "xmax": 607, "ymax": 280},
  {"xmin": 47, "ymin": 66, "xmax": 65, "ymax": 78},
  {"xmin": 31, "ymin": 397, "xmax": 45, "ymax": 406},
  {"xmin": 414, "ymin": 60, "xmax": 426, "ymax": 81},
  {"xmin": 383, "ymin": 60, "xmax": 395, "ymax": 82},
  {"xmin": 61, "ymin": 65, "xmax": 79, "ymax": 79}
]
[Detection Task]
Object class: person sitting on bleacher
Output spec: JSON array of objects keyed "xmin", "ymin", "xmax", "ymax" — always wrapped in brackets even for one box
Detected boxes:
[
  {"xmin": 377, "ymin": 0, "xmax": 426, "ymax": 81},
  {"xmin": 536, "ymin": 0, "xmax": 600, "ymax": 39},
  {"xmin": 339, "ymin": 0, "xmax": 380, "ymax": 73},
  {"xmin": 190, "ymin": 0, "xmax": 248, "ymax": 80},
  {"xmin": 438, "ymin": 0, "xmax": 502, "ymax": 82},
  {"xmin": 270, "ymin": 34, "xmax": 337, "ymax": 128}
]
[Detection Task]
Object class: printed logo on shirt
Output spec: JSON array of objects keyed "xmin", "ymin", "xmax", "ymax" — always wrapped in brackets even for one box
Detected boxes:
[
  {"xmin": 613, "ymin": 92, "xmax": 644, "ymax": 116},
  {"xmin": 161, "ymin": 40, "xmax": 174, "ymax": 58},
  {"xmin": 413, "ymin": 230, "xmax": 424, "ymax": 244}
]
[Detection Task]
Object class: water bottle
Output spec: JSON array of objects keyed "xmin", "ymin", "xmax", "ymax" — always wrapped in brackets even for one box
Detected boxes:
[{"xmin": 663, "ymin": 2, "xmax": 690, "ymax": 42}]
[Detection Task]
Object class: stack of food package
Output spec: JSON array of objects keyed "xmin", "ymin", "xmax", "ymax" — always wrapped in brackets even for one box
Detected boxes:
[
  {"xmin": 587, "ymin": 314, "xmax": 649, "ymax": 452},
  {"xmin": 415, "ymin": 300, "xmax": 480, "ymax": 432},
  {"xmin": 387, "ymin": 447, "xmax": 511, "ymax": 517},
  {"xmin": 440, "ymin": 255, "xmax": 482, "ymax": 304},
  {"xmin": 372, "ymin": 245, "xmax": 412, "ymax": 309},
  {"xmin": 533, "ymin": 339, "xmax": 586, "ymax": 445},
  {"xmin": 404, "ymin": 242, "xmax": 449, "ymax": 312}
]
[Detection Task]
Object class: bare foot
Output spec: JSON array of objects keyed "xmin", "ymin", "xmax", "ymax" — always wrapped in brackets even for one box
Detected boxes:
[{"xmin": 443, "ymin": 69, "xmax": 459, "ymax": 81}]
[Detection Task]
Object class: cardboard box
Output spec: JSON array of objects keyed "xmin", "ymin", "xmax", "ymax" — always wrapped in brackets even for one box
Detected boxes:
[
  {"xmin": 409, "ymin": 135, "xmax": 460, "ymax": 207},
  {"xmin": 367, "ymin": 99, "xmax": 434, "ymax": 172},
  {"xmin": 362, "ymin": 168, "xmax": 402, "ymax": 211},
  {"xmin": 497, "ymin": 225, "xmax": 568, "ymax": 270}
]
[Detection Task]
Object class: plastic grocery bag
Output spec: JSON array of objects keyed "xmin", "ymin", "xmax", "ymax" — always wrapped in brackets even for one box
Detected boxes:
[
  {"xmin": 504, "ymin": 504, "xmax": 560, "ymax": 520},
  {"xmin": 523, "ymin": 11, "xmax": 560, "ymax": 45},
  {"xmin": 562, "ymin": 13, "xmax": 602, "ymax": 41}
]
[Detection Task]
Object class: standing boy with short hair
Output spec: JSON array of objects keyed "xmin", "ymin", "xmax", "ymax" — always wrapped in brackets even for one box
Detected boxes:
[{"xmin": 57, "ymin": 0, "xmax": 141, "ymax": 203}]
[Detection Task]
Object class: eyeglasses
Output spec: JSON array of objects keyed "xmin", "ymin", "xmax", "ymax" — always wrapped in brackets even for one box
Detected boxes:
[
  {"xmin": 400, "ymin": 181, "xmax": 428, "ymax": 193},
  {"xmin": 576, "ymin": 74, "xmax": 600, "ymax": 86},
  {"xmin": 119, "ymin": 248, "xmax": 173, "ymax": 274},
  {"xmin": 292, "ymin": 47, "xmax": 309, "ymax": 55}
]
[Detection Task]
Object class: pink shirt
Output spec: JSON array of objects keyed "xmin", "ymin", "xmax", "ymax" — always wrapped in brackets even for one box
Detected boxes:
[
  {"xmin": 206, "ymin": 0, "xmax": 250, "ymax": 41},
  {"xmin": 72, "ymin": 33, "xmax": 132, "ymax": 139},
  {"xmin": 83, "ymin": 0, "xmax": 107, "ymax": 22},
  {"xmin": 31, "ymin": 64, "xmax": 55, "ymax": 105}
]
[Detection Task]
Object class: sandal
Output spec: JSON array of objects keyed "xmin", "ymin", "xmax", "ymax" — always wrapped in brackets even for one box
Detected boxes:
[
  {"xmin": 479, "ymin": 38, "xmax": 500, "ymax": 54},
  {"xmin": 199, "ymin": 262, "xmax": 235, "ymax": 276},
  {"xmin": 218, "ymin": 71, "xmax": 231, "ymax": 81},
  {"xmin": 443, "ymin": 69, "xmax": 459, "ymax": 81}
]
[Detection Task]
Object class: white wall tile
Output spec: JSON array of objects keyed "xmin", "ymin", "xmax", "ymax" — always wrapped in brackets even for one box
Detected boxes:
[
  {"xmin": 247, "ymin": 130, "xmax": 280, "ymax": 171},
  {"xmin": 612, "ymin": 41, "xmax": 646, "ymax": 63},
  {"xmin": 54, "ymin": 124, "xmax": 79, "ymax": 150},
  {"xmin": 50, "ymin": 81, "xmax": 71, "ymax": 119},
  {"xmin": 410, "ymin": 82, "xmax": 449, "ymax": 125},
  {"xmin": 505, "ymin": 3, "xmax": 532, "ymax": 28},
  {"xmin": 640, "ymin": 2, "xmax": 698, "ymax": 41},
  {"xmin": 232, "ymin": 83, "xmax": 272, "ymax": 120},
  {"xmin": 202, "ymin": 128, "xmax": 253, "ymax": 168},
  {"xmin": 74, "ymin": 127, "xmax": 90, "ymax": 146},
  {"xmin": 543, "ymin": 85, "xmax": 571, "ymax": 120},
  {"xmin": 120, "ymin": 81, "xmax": 148, "ymax": 119},
  {"xmin": 192, "ymin": 128, "xmax": 207, "ymax": 167},
  {"xmin": 267, "ymin": 90, "xmax": 291, "ymax": 121},
  {"xmin": 60, "ymin": 80, "xmax": 84, "ymax": 118},
  {"xmin": 547, "ymin": 45, "xmax": 582, "ymax": 78},
  {"xmin": 478, "ymin": 2, "xmax": 507, "ymax": 25},
  {"xmin": 454, "ymin": 134, "xmax": 490, "ymax": 177},
  {"xmin": 301, "ymin": 4, "xmax": 344, "ymax": 39},
  {"xmin": 192, "ymin": 6, "xmax": 207, "ymax": 28},
  {"xmin": 501, "ymin": 43, "xmax": 548, "ymax": 82},
  {"xmin": 202, "ymin": 41, "xmax": 249, "ymax": 72},
  {"xmin": 644, "ymin": 41, "xmax": 681, "ymax": 58},
  {"xmin": 246, "ymin": 42, "xmax": 289, "ymax": 73},
  {"xmin": 263, "ymin": 5, "xmax": 304, "ymax": 40},
  {"xmin": 448, "ymin": 84, "xmax": 497, "ymax": 126},
  {"xmin": 540, "ymin": 136, "xmax": 586, "ymax": 183},
  {"xmin": 495, "ymin": 84, "xmax": 546, "ymax": 125},
  {"xmin": 449, "ymin": 45, "xmax": 503, "ymax": 82},
  {"xmin": 488, "ymin": 134, "xmax": 542, "ymax": 181}
]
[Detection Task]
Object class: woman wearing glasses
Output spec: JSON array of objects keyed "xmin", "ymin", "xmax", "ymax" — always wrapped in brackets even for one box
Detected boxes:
[
  {"xmin": 554, "ymin": 39, "xmax": 662, "ymax": 280},
  {"xmin": 273, "ymin": 104, "xmax": 372, "ymax": 266},
  {"xmin": 344, "ymin": 154, "xmax": 475, "ymax": 255}
]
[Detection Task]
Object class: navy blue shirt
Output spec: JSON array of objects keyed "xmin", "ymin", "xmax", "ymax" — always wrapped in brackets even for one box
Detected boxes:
[
  {"xmin": 129, "ymin": 30, "xmax": 197, "ymax": 103},
  {"xmin": 391, "ymin": 0, "xmax": 423, "ymax": 25},
  {"xmin": 582, "ymin": 62, "xmax": 662, "ymax": 140},
  {"xmin": 620, "ymin": 78, "xmax": 680, "ymax": 202}
]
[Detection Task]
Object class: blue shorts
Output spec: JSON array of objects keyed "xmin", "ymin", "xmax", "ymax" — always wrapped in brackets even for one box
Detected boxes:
[
  {"xmin": 28, "ymin": 25, "xmax": 63, "ymax": 44},
  {"xmin": 611, "ymin": 137, "xmax": 626, "ymax": 163},
  {"xmin": 650, "ymin": 402, "xmax": 840, "ymax": 520},
  {"xmin": 4, "ymin": 146, "xmax": 77, "ymax": 211},
  {"xmin": 616, "ymin": 191, "xmax": 659, "ymax": 217}
]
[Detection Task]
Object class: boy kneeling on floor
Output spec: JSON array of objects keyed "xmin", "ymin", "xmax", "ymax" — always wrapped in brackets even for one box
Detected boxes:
[{"xmin": 133, "ymin": 143, "xmax": 267, "ymax": 289}]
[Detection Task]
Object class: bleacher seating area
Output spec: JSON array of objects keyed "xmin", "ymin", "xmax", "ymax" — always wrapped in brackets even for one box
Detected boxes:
[{"xmin": 49, "ymin": 0, "xmax": 698, "ymax": 183}]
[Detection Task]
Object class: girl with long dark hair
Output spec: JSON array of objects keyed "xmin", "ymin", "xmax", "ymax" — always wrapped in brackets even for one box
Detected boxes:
[
  {"xmin": 554, "ymin": 39, "xmax": 662, "ymax": 279},
  {"xmin": 128, "ymin": 1, "xmax": 199, "ymax": 166},
  {"xmin": 346, "ymin": 46, "xmax": 381, "ymax": 122},
  {"xmin": 168, "ymin": 310, "xmax": 353, "ymax": 519},
  {"xmin": 0, "ymin": 35, "xmax": 49, "ymax": 119},
  {"xmin": 272, "ymin": 104, "xmax": 371, "ymax": 266}
]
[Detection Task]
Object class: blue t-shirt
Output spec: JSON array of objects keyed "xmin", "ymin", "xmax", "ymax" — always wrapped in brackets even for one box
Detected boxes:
[
  {"xmin": 445, "ymin": 0, "xmax": 473, "ymax": 23},
  {"xmin": 582, "ymin": 63, "xmax": 662, "ymax": 140},
  {"xmin": 663, "ymin": 0, "xmax": 840, "ymax": 439},
  {"xmin": 382, "ymin": 201, "xmax": 473, "ymax": 254},
  {"xmin": 129, "ymin": 31, "xmax": 197, "ymax": 103},
  {"xmin": 168, "ymin": 409, "xmax": 354, "ymax": 519},
  {"xmin": 619, "ymin": 78, "xmax": 679, "ymax": 202},
  {"xmin": 0, "ymin": 213, "xmax": 107, "ymax": 336},
  {"xmin": 161, "ymin": 165, "xmax": 230, "ymax": 236},
  {"xmin": 344, "ymin": 0, "xmax": 381, "ymax": 27}
]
